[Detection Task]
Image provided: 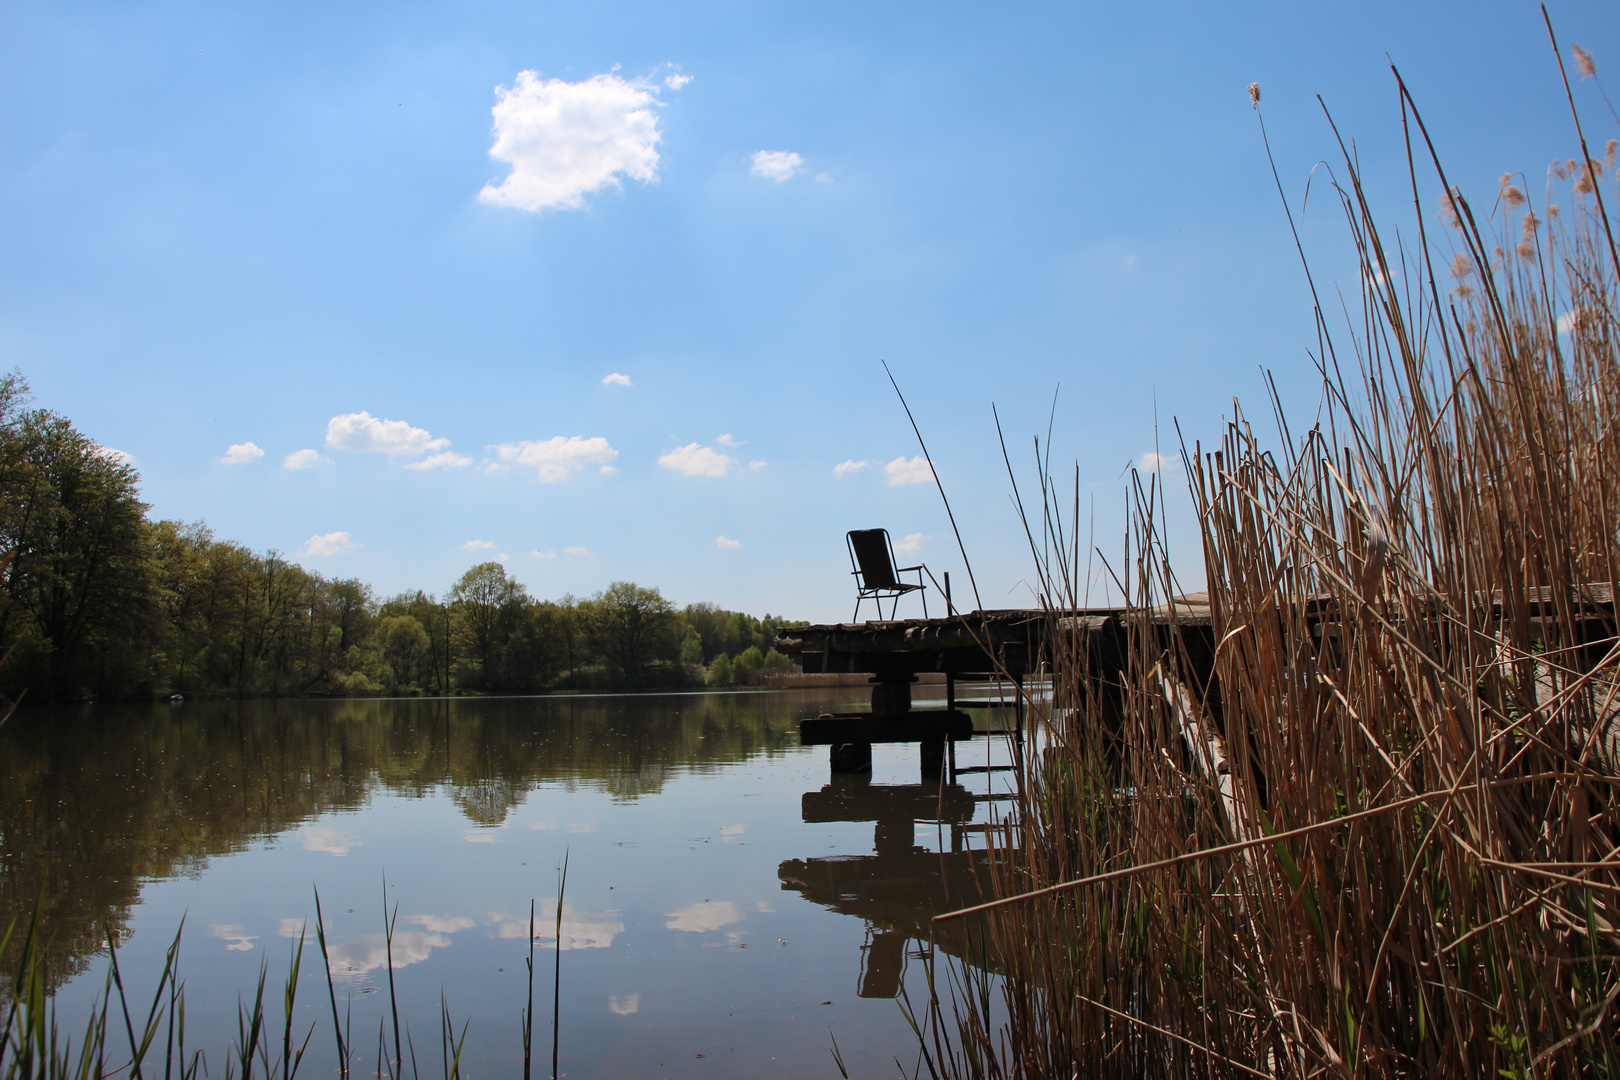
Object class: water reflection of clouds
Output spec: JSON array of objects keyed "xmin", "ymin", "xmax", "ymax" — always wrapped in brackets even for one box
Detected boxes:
[
  {"xmin": 665, "ymin": 900, "xmax": 741, "ymax": 933},
  {"xmin": 210, "ymin": 924, "xmax": 257, "ymax": 951},
  {"xmin": 720, "ymin": 824, "xmax": 745, "ymax": 842},
  {"xmin": 324, "ymin": 932, "xmax": 452, "ymax": 979},
  {"xmin": 607, "ymin": 993, "xmax": 640, "ymax": 1015},
  {"xmin": 408, "ymin": 915, "xmax": 476, "ymax": 934},
  {"xmin": 301, "ymin": 826, "xmax": 361, "ymax": 855},
  {"xmin": 491, "ymin": 903, "xmax": 622, "ymax": 950}
]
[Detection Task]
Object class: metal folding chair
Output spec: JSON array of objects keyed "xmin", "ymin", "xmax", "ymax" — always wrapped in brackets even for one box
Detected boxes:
[{"xmin": 847, "ymin": 529, "xmax": 928, "ymax": 621}]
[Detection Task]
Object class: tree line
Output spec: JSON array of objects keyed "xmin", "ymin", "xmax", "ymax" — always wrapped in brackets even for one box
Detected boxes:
[{"xmin": 0, "ymin": 372, "xmax": 800, "ymax": 701}]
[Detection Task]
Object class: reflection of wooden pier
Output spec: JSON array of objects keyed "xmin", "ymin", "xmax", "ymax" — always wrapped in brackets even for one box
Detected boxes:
[{"xmin": 778, "ymin": 775, "xmax": 1001, "ymax": 997}]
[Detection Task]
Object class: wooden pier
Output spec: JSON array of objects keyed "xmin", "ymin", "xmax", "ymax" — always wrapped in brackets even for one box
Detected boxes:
[{"xmin": 773, "ymin": 603, "xmax": 1212, "ymax": 772}]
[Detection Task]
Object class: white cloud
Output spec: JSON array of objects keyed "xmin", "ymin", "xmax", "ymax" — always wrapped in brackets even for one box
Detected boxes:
[
  {"xmin": 498, "ymin": 903, "xmax": 623, "ymax": 950},
  {"xmin": 715, "ymin": 535, "xmax": 741, "ymax": 550},
  {"xmin": 324, "ymin": 932, "xmax": 451, "ymax": 980},
  {"xmin": 407, "ymin": 915, "xmax": 475, "ymax": 934},
  {"xmin": 211, "ymin": 925, "xmax": 257, "ymax": 952},
  {"xmin": 664, "ymin": 72, "xmax": 692, "ymax": 90},
  {"xmin": 885, "ymin": 455, "xmax": 934, "ymax": 486},
  {"xmin": 303, "ymin": 531, "xmax": 358, "ymax": 557},
  {"xmin": 715, "ymin": 433, "xmax": 743, "ymax": 447},
  {"xmin": 221, "ymin": 442, "xmax": 265, "ymax": 465},
  {"xmin": 404, "ymin": 451, "xmax": 472, "ymax": 471},
  {"xmin": 834, "ymin": 459, "xmax": 870, "ymax": 479},
  {"xmin": 666, "ymin": 900, "xmax": 741, "ymax": 933},
  {"xmin": 1138, "ymin": 451, "xmax": 1179, "ymax": 474},
  {"xmin": 751, "ymin": 150, "xmax": 804, "ymax": 182},
  {"xmin": 94, "ymin": 445, "xmax": 135, "ymax": 467},
  {"xmin": 493, "ymin": 436, "xmax": 618, "ymax": 482},
  {"xmin": 893, "ymin": 532, "xmax": 928, "ymax": 555},
  {"xmin": 461, "ymin": 539, "xmax": 496, "ymax": 551},
  {"xmin": 326, "ymin": 412, "xmax": 449, "ymax": 457},
  {"xmin": 658, "ymin": 443, "xmax": 734, "ymax": 477},
  {"xmin": 301, "ymin": 825, "xmax": 360, "ymax": 855},
  {"xmin": 748, "ymin": 460, "xmax": 767, "ymax": 471},
  {"xmin": 815, "ymin": 172, "xmax": 833, "ymax": 183},
  {"xmin": 279, "ymin": 919, "xmax": 307, "ymax": 939},
  {"xmin": 564, "ymin": 546, "xmax": 590, "ymax": 556},
  {"xmin": 599, "ymin": 464, "xmax": 618, "ymax": 474},
  {"xmin": 608, "ymin": 993, "xmax": 641, "ymax": 1015},
  {"xmin": 602, "ymin": 372, "xmax": 632, "ymax": 386},
  {"xmin": 283, "ymin": 448, "xmax": 331, "ymax": 470},
  {"xmin": 478, "ymin": 71, "xmax": 664, "ymax": 213},
  {"xmin": 531, "ymin": 549, "xmax": 556, "ymax": 560}
]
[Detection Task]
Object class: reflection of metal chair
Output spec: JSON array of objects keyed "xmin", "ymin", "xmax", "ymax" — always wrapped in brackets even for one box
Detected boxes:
[{"xmin": 847, "ymin": 529, "xmax": 928, "ymax": 622}]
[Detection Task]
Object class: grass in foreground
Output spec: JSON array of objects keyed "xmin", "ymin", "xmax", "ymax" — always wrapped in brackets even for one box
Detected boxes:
[{"xmin": 912, "ymin": 32, "xmax": 1620, "ymax": 1080}]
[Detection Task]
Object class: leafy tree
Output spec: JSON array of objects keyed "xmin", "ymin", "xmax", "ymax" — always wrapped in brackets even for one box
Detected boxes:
[
  {"xmin": 584, "ymin": 581, "xmax": 677, "ymax": 685},
  {"xmin": 707, "ymin": 652, "xmax": 734, "ymax": 686}
]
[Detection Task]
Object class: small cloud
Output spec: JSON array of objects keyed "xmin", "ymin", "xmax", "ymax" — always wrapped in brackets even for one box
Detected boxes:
[
  {"xmin": 834, "ymin": 459, "xmax": 869, "ymax": 479},
  {"xmin": 564, "ymin": 546, "xmax": 590, "ymax": 557},
  {"xmin": 407, "ymin": 916, "xmax": 476, "ymax": 934},
  {"xmin": 326, "ymin": 412, "xmax": 449, "ymax": 457},
  {"xmin": 283, "ymin": 448, "xmax": 331, "ymax": 470},
  {"xmin": 221, "ymin": 442, "xmax": 265, "ymax": 465},
  {"xmin": 715, "ymin": 433, "xmax": 743, "ymax": 447},
  {"xmin": 658, "ymin": 443, "xmax": 734, "ymax": 477},
  {"xmin": 664, "ymin": 72, "xmax": 692, "ymax": 90},
  {"xmin": 602, "ymin": 372, "xmax": 632, "ymax": 386},
  {"xmin": 530, "ymin": 549, "xmax": 556, "ymax": 560},
  {"xmin": 461, "ymin": 539, "xmax": 496, "ymax": 551},
  {"xmin": 279, "ymin": 918, "xmax": 307, "ymax": 938},
  {"xmin": 496, "ymin": 553, "xmax": 509, "ymax": 563},
  {"xmin": 301, "ymin": 825, "xmax": 360, "ymax": 855},
  {"xmin": 404, "ymin": 451, "xmax": 473, "ymax": 471},
  {"xmin": 492, "ymin": 436, "xmax": 618, "ymax": 482},
  {"xmin": 478, "ymin": 71, "xmax": 665, "ymax": 214},
  {"xmin": 94, "ymin": 445, "xmax": 136, "ymax": 467},
  {"xmin": 211, "ymin": 925, "xmax": 257, "ymax": 952},
  {"xmin": 815, "ymin": 172, "xmax": 833, "ymax": 183},
  {"xmin": 608, "ymin": 993, "xmax": 641, "ymax": 1016},
  {"xmin": 885, "ymin": 455, "xmax": 934, "ymax": 486},
  {"xmin": 715, "ymin": 535, "xmax": 741, "ymax": 550},
  {"xmin": 748, "ymin": 460, "xmax": 767, "ymax": 471},
  {"xmin": 893, "ymin": 532, "xmax": 928, "ymax": 555},
  {"xmin": 666, "ymin": 900, "xmax": 741, "ymax": 933},
  {"xmin": 1138, "ymin": 451, "xmax": 1179, "ymax": 474},
  {"xmin": 303, "ymin": 531, "xmax": 358, "ymax": 557},
  {"xmin": 720, "ymin": 824, "xmax": 745, "ymax": 838},
  {"xmin": 750, "ymin": 150, "xmax": 804, "ymax": 182},
  {"xmin": 518, "ymin": 902, "xmax": 624, "ymax": 950}
]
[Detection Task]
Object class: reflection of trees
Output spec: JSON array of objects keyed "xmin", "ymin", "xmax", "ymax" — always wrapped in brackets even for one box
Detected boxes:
[{"xmin": 0, "ymin": 691, "xmax": 818, "ymax": 997}]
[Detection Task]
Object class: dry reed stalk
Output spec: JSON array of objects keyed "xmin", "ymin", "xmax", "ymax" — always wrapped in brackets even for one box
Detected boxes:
[{"xmin": 917, "ymin": 45, "xmax": 1620, "ymax": 1080}]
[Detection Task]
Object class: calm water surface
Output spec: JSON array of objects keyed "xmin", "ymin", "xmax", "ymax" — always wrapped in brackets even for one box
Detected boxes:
[{"xmin": 0, "ymin": 690, "xmax": 1018, "ymax": 1078}]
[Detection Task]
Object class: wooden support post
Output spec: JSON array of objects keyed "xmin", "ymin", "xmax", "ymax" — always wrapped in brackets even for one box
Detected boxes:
[
  {"xmin": 920, "ymin": 740, "xmax": 946, "ymax": 783},
  {"xmin": 830, "ymin": 741, "xmax": 873, "ymax": 773}
]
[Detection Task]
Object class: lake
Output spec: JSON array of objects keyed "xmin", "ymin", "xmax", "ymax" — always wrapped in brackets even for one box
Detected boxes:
[{"xmin": 0, "ymin": 689, "xmax": 1019, "ymax": 1078}]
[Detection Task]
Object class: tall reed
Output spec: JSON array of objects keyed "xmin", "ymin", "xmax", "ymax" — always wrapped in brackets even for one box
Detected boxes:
[{"xmin": 918, "ymin": 41, "xmax": 1620, "ymax": 1079}]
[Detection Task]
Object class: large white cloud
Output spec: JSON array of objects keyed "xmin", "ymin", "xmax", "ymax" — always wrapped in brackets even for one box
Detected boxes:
[
  {"xmin": 658, "ymin": 443, "xmax": 734, "ymax": 477},
  {"xmin": 492, "ymin": 436, "xmax": 618, "ymax": 481},
  {"xmin": 479, "ymin": 71, "xmax": 664, "ymax": 213},
  {"xmin": 750, "ymin": 150, "xmax": 804, "ymax": 181},
  {"xmin": 885, "ymin": 455, "xmax": 934, "ymax": 486},
  {"xmin": 326, "ymin": 412, "xmax": 448, "ymax": 457}
]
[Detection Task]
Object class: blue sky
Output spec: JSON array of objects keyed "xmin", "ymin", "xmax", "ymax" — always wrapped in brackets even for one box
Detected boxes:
[{"xmin": 2, "ymin": 1, "xmax": 1615, "ymax": 622}]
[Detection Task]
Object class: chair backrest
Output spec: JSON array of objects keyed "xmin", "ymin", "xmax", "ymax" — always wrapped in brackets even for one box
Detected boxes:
[{"xmin": 848, "ymin": 529, "xmax": 900, "ymax": 589}]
